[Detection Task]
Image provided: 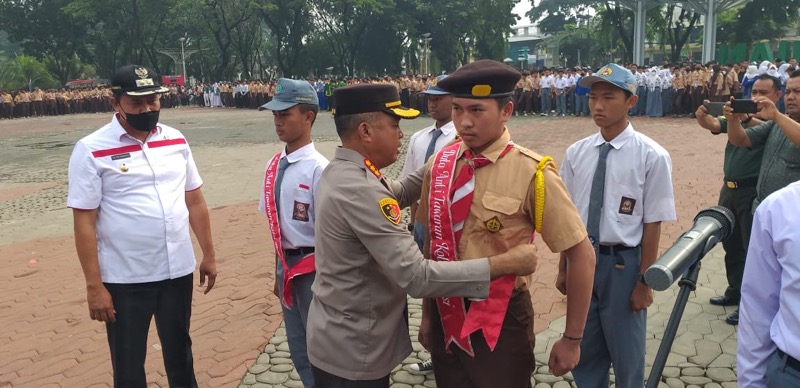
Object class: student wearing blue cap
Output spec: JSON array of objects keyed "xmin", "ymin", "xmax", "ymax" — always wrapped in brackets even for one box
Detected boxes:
[
  {"xmin": 559, "ymin": 63, "xmax": 676, "ymax": 387},
  {"xmin": 258, "ymin": 77, "xmax": 328, "ymax": 388}
]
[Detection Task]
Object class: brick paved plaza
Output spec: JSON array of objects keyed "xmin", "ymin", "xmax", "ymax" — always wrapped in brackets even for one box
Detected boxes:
[{"xmin": 0, "ymin": 109, "xmax": 738, "ymax": 387}]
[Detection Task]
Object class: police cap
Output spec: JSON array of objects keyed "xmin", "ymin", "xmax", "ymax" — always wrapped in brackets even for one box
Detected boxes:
[{"xmin": 332, "ymin": 83, "xmax": 419, "ymax": 119}]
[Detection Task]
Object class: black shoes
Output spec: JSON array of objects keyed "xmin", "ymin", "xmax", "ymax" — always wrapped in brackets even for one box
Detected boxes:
[
  {"xmin": 709, "ymin": 295, "xmax": 739, "ymax": 306},
  {"xmin": 725, "ymin": 309, "xmax": 739, "ymax": 325},
  {"xmin": 710, "ymin": 296, "xmax": 739, "ymax": 325}
]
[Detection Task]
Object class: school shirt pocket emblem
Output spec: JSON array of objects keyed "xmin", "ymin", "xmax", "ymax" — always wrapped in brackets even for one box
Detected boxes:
[
  {"xmin": 619, "ymin": 196, "xmax": 636, "ymax": 215},
  {"xmin": 292, "ymin": 201, "xmax": 310, "ymax": 222}
]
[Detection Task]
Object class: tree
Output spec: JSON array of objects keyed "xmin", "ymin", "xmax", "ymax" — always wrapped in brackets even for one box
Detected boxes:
[
  {"xmin": 311, "ymin": 0, "xmax": 391, "ymax": 76},
  {"xmin": 471, "ymin": 0, "xmax": 519, "ymax": 60},
  {"xmin": 0, "ymin": 54, "xmax": 57, "ymax": 90},
  {"xmin": 64, "ymin": 0, "xmax": 179, "ymax": 76},
  {"xmin": 661, "ymin": 4, "xmax": 700, "ymax": 63},
  {"xmin": 0, "ymin": 0, "xmax": 92, "ymax": 83},
  {"xmin": 258, "ymin": 0, "xmax": 313, "ymax": 77},
  {"xmin": 527, "ymin": 0, "xmax": 596, "ymax": 36},
  {"xmin": 717, "ymin": 0, "xmax": 800, "ymax": 45},
  {"xmin": 190, "ymin": 0, "xmax": 256, "ymax": 80}
]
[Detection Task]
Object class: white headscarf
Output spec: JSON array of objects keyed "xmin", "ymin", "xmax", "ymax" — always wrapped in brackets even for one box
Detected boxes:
[
  {"xmin": 758, "ymin": 61, "xmax": 772, "ymax": 75},
  {"xmin": 744, "ymin": 65, "xmax": 758, "ymax": 80},
  {"xmin": 767, "ymin": 64, "xmax": 779, "ymax": 77},
  {"xmin": 778, "ymin": 63, "xmax": 791, "ymax": 82}
]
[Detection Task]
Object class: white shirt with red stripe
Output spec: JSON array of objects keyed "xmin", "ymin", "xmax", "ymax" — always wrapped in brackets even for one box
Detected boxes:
[
  {"xmin": 258, "ymin": 143, "xmax": 328, "ymax": 249},
  {"xmin": 67, "ymin": 114, "xmax": 203, "ymax": 284}
]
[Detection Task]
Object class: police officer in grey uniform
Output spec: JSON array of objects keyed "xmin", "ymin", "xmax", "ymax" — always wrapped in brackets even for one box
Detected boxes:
[{"xmin": 307, "ymin": 83, "xmax": 540, "ymax": 387}]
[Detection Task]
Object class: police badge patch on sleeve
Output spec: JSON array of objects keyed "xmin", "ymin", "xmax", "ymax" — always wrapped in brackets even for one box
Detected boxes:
[{"xmin": 379, "ymin": 198, "xmax": 401, "ymax": 224}]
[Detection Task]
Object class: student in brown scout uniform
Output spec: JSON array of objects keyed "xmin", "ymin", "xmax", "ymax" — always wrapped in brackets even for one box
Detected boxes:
[
  {"xmin": 0, "ymin": 90, "xmax": 14, "ymax": 119},
  {"xmin": 14, "ymin": 90, "xmax": 30, "ymax": 118},
  {"xmin": 308, "ymin": 83, "xmax": 540, "ymax": 387},
  {"xmin": 416, "ymin": 60, "xmax": 596, "ymax": 388},
  {"xmin": 31, "ymin": 88, "xmax": 44, "ymax": 116}
]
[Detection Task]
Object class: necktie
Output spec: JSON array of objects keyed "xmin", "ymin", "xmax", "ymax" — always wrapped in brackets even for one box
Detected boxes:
[
  {"xmin": 587, "ymin": 143, "xmax": 612, "ymax": 246},
  {"xmin": 450, "ymin": 150, "xmax": 491, "ymax": 243},
  {"xmin": 275, "ymin": 157, "xmax": 290, "ymax": 215},
  {"xmin": 424, "ymin": 128, "xmax": 444, "ymax": 162}
]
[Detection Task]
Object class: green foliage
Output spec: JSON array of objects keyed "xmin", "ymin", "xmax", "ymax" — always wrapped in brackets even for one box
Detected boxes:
[
  {"xmin": 0, "ymin": 54, "xmax": 58, "ymax": 90},
  {"xmin": 3, "ymin": 0, "xmax": 797, "ymax": 86},
  {"xmin": 527, "ymin": 0, "xmax": 597, "ymax": 35},
  {"xmin": 717, "ymin": 0, "xmax": 800, "ymax": 45}
]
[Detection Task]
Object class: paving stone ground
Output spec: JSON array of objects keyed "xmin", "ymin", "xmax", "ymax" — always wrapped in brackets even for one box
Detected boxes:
[{"xmin": 0, "ymin": 109, "xmax": 737, "ymax": 387}]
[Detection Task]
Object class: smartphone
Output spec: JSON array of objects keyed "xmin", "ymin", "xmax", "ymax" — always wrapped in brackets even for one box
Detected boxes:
[
  {"xmin": 731, "ymin": 99, "xmax": 758, "ymax": 114},
  {"xmin": 703, "ymin": 102, "xmax": 725, "ymax": 116}
]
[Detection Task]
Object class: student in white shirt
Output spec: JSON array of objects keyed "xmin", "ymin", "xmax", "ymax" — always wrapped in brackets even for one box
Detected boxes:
[
  {"xmin": 559, "ymin": 64, "xmax": 676, "ymax": 388},
  {"xmin": 555, "ymin": 70, "xmax": 568, "ymax": 116},
  {"xmin": 258, "ymin": 78, "xmax": 328, "ymax": 388},
  {"xmin": 540, "ymin": 69, "xmax": 554, "ymax": 116},
  {"xmin": 401, "ymin": 75, "xmax": 457, "ymax": 250},
  {"xmin": 401, "ymin": 74, "xmax": 457, "ymax": 376}
]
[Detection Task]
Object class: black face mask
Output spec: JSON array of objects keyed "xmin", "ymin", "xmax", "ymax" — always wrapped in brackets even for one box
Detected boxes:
[{"xmin": 121, "ymin": 108, "xmax": 160, "ymax": 132}]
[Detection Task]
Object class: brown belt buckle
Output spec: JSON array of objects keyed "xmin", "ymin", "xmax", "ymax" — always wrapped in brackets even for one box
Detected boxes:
[{"xmin": 726, "ymin": 181, "xmax": 738, "ymax": 189}]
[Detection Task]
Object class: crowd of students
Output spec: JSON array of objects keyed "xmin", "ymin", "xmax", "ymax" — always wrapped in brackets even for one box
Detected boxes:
[{"xmin": 4, "ymin": 59, "xmax": 794, "ymax": 121}]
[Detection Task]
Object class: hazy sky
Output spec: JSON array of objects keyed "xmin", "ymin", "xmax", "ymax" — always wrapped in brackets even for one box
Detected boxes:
[{"xmin": 513, "ymin": 1, "xmax": 534, "ymax": 26}]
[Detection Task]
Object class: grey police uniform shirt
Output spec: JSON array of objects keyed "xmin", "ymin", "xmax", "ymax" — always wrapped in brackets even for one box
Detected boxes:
[{"xmin": 307, "ymin": 147, "xmax": 491, "ymax": 380}]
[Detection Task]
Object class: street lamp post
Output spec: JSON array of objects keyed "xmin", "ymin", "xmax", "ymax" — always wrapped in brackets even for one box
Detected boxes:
[
  {"xmin": 178, "ymin": 34, "xmax": 188, "ymax": 81},
  {"xmin": 421, "ymin": 32, "xmax": 431, "ymax": 75}
]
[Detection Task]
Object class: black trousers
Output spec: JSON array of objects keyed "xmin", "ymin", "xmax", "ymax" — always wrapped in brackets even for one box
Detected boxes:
[
  {"xmin": 105, "ymin": 274, "xmax": 197, "ymax": 388},
  {"xmin": 718, "ymin": 183, "xmax": 757, "ymax": 300},
  {"xmin": 311, "ymin": 365, "xmax": 389, "ymax": 388},
  {"xmin": 430, "ymin": 291, "xmax": 534, "ymax": 388}
]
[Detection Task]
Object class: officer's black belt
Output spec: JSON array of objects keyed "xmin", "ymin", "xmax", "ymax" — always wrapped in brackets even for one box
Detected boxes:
[
  {"xmin": 283, "ymin": 247, "xmax": 315, "ymax": 256},
  {"xmin": 724, "ymin": 177, "xmax": 758, "ymax": 189},
  {"xmin": 777, "ymin": 349, "xmax": 800, "ymax": 372}
]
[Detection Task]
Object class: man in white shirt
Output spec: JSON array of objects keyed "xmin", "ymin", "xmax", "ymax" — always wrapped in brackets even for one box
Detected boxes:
[
  {"xmin": 540, "ymin": 69, "xmax": 554, "ymax": 116},
  {"xmin": 258, "ymin": 78, "xmax": 328, "ymax": 388},
  {"xmin": 738, "ymin": 180, "xmax": 800, "ymax": 387},
  {"xmin": 401, "ymin": 74, "xmax": 457, "ymax": 376},
  {"xmin": 559, "ymin": 63, "xmax": 676, "ymax": 388},
  {"xmin": 402, "ymin": 75, "xmax": 457, "ymax": 250},
  {"xmin": 555, "ymin": 70, "xmax": 568, "ymax": 116},
  {"xmin": 68, "ymin": 64, "xmax": 218, "ymax": 387},
  {"xmin": 565, "ymin": 68, "xmax": 577, "ymax": 115}
]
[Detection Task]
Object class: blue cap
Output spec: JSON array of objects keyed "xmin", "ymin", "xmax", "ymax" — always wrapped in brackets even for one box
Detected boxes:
[
  {"xmin": 578, "ymin": 63, "xmax": 638, "ymax": 95},
  {"xmin": 421, "ymin": 75, "xmax": 450, "ymax": 95},
  {"xmin": 259, "ymin": 78, "xmax": 319, "ymax": 111}
]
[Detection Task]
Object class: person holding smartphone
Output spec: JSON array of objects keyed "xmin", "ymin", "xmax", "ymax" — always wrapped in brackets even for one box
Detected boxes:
[
  {"xmin": 694, "ymin": 74, "xmax": 781, "ymax": 325},
  {"xmin": 725, "ymin": 71, "xmax": 800, "ymax": 209}
]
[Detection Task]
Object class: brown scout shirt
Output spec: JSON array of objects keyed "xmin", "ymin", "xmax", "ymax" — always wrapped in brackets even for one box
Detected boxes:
[{"xmin": 417, "ymin": 129, "xmax": 588, "ymax": 291}]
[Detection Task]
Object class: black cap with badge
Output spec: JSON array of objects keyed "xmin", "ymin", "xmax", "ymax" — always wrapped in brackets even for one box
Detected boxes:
[
  {"xmin": 436, "ymin": 59, "xmax": 521, "ymax": 98},
  {"xmin": 110, "ymin": 64, "xmax": 169, "ymax": 96},
  {"xmin": 332, "ymin": 84, "xmax": 420, "ymax": 119}
]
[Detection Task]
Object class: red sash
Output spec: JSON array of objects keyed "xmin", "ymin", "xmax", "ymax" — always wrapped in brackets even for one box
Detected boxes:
[
  {"xmin": 428, "ymin": 142, "xmax": 528, "ymax": 356},
  {"xmin": 263, "ymin": 152, "xmax": 315, "ymax": 308}
]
